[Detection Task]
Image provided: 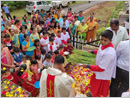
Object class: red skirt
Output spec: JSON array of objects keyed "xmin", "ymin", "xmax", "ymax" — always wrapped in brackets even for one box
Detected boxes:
[{"xmin": 90, "ymin": 73, "xmax": 110, "ymax": 97}]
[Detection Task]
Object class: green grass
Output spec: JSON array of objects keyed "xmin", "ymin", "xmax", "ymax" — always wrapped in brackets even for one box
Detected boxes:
[
  {"xmin": 10, "ymin": 8, "xmax": 31, "ymax": 20},
  {"xmin": 67, "ymin": 49, "xmax": 96, "ymax": 65}
]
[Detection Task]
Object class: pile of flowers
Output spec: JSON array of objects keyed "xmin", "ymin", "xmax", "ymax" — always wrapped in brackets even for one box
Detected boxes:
[
  {"xmin": 1, "ymin": 79, "xmax": 31, "ymax": 97},
  {"xmin": 65, "ymin": 63, "xmax": 93, "ymax": 94}
]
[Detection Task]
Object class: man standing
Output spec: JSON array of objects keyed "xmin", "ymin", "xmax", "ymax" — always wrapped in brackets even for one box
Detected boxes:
[
  {"xmin": 2, "ymin": 4, "xmax": 12, "ymax": 20},
  {"xmin": 110, "ymin": 40, "xmax": 129, "ymax": 97},
  {"xmin": 39, "ymin": 55, "xmax": 75, "ymax": 97},
  {"xmin": 106, "ymin": 18, "xmax": 129, "ymax": 49}
]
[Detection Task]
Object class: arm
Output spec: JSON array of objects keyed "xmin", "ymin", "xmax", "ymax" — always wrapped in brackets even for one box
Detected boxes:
[
  {"xmin": 88, "ymin": 50, "xmax": 98, "ymax": 54},
  {"xmin": 22, "ymin": 46, "xmax": 27, "ymax": 51},
  {"xmin": 1, "ymin": 62, "xmax": 15, "ymax": 68}
]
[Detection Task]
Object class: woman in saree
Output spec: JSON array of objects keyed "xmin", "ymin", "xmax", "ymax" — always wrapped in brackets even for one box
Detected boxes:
[
  {"xmin": 86, "ymin": 16, "xmax": 98, "ymax": 43},
  {"xmin": 13, "ymin": 19, "xmax": 21, "ymax": 34},
  {"xmin": 1, "ymin": 44, "xmax": 15, "ymax": 68},
  {"xmin": 77, "ymin": 19, "xmax": 89, "ymax": 41},
  {"xmin": 10, "ymin": 28, "xmax": 20, "ymax": 48},
  {"xmin": 22, "ymin": 34, "xmax": 35, "ymax": 59}
]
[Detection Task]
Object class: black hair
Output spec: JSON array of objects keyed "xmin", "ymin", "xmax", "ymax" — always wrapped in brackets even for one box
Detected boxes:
[
  {"xmin": 20, "ymin": 25, "xmax": 25, "ymax": 31},
  {"xmin": 24, "ymin": 34, "xmax": 29, "ymax": 39},
  {"xmin": 51, "ymin": 18, "xmax": 55, "ymax": 23},
  {"xmin": 41, "ymin": 49, "xmax": 46, "ymax": 54},
  {"xmin": 32, "ymin": 16, "xmax": 38, "ymax": 24},
  {"xmin": 110, "ymin": 18, "xmax": 119, "ymax": 26},
  {"xmin": 51, "ymin": 33, "xmax": 55, "ymax": 37},
  {"xmin": 4, "ymin": 34, "xmax": 10, "ymax": 38},
  {"xmin": 24, "ymin": 18, "xmax": 27, "ymax": 22},
  {"xmin": 54, "ymin": 50, "xmax": 59, "ymax": 54},
  {"xmin": 17, "ymin": 64, "xmax": 27, "ymax": 76},
  {"xmin": 62, "ymin": 27, "xmax": 66, "ymax": 31},
  {"xmin": 49, "ymin": 37, "xmax": 54, "ymax": 42},
  {"xmin": 35, "ymin": 55, "xmax": 41, "ymax": 60},
  {"xmin": 57, "ymin": 30, "xmax": 61, "ymax": 33},
  {"xmin": 79, "ymin": 11, "xmax": 82, "ymax": 13},
  {"xmin": 59, "ymin": 45, "xmax": 64, "ymax": 49},
  {"xmin": 42, "ymin": 31, "xmax": 48, "ymax": 35},
  {"xmin": 49, "ymin": 12, "xmax": 52, "ymax": 16},
  {"xmin": 34, "ymin": 39, "xmax": 40, "ymax": 46},
  {"xmin": 39, "ymin": 21, "xmax": 44, "ymax": 25},
  {"xmin": 48, "ymin": 51, "xmax": 53, "ymax": 55},
  {"xmin": 43, "ymin": 53, "xmax": 52, "ymax": 62},
  {"xmin": 31, "ymin": 59, "xmax": 37, "ymax": 65},
  {"xmin": 31, "ymin": 27, "xmax": 35, "ymax": 31},
  {"xmin": 13, "ymin": 16, "xmax": 17, "ymax": 20},
  {"xmin": 22, "ymin": 25, "xmax": 27, "ymax": 29},
  {"xmin": 54, "ymin": 21, "xmax": 60, "ymax": 29},
  {"xmin": 15, "ymin": 19, "xmax": 20, "ymax": 25},
  {"xmin": 14, "ymin": 47, "xmax": 20, "ymax": 52},
  {"xmin": 54, "ymin": 55, "xmax": 64, "ymax": 64},
  {"xmin": 68, "ymin": 8, "xmax": 72, "ymax": 11},
  {"xmin": 101, "ymin": 30, "xmax": 113, "ymax": 40},
  {"xmin": 67, "ymin": 40, "xmax": 71, "ymax": 43},
  {"xmin": 74, "ymin": 16, "xmax": 78, "ymax": 18},
  {"xmin": 41, "ymin": 27, "xmax": 47, "ymax": 32},
  {"xmin": 1, "ymin": 67, "xmax": 8, "ymax": 74}
]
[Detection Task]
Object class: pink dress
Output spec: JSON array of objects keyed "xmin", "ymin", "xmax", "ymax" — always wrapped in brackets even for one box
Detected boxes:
[
  {"xmin": 37, "ymin": 58, "xmax": 43, "ymax": 68},
  {"xmin": 1, "ymin": 52, "xmax": 7, "ymax": 68}
]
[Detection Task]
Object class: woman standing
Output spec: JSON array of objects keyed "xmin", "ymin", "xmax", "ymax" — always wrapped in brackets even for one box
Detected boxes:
[
  {"xmin": 54, "ymin": 21, "xmax": 61, "ymax": 35},
  {"xmin": 13, "ymin": 19, "xmax": 21, "ymax": 34}
]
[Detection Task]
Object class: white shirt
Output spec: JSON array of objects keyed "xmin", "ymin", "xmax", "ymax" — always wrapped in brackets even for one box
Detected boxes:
[
  {"xmin": 40, "ymin": 37, "xmax": 49, "ymax": 52},
  {"xmin": 95, "ymin": 45, "xmax": 117, "ymax": 80},
  {"xmin": 55, "ymin": 36, "xmax": 62, "ymax": 46},
  {"xmin": 43, "ymin": 60, "xmax": 52, "ymax": 67},
  {"xmin": 106, "ymin": 26, "xmax": 129, "ymax": 49},
  {"xmin": 61, "ymin": 32, "xmax": 70, "ymax": 46},
  {"xmin": 124, "ymin": 20, "xmax": 129, "ymax": 30},
  {"xmin": 39, "ymin": 67, "xmax": 75, "ymax": 97},
  {"xmin": 48, "ymin": 42, "xmax": 57, "ymax": 52},
  {"xmin": 74, "ymin": 20, "xmax": 80, "ymax": 27},
  {"xmin": 116, "ymin": 40, "xmax": 129, "ymax": 71}
]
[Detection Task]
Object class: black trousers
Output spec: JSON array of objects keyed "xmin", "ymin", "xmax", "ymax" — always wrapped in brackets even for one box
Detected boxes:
[
  {"xmin": 110, "ymin": 67, "xmax": 129, "ymax": 97},
  {"xmin": 5, "ymin": 13, "xmax": 12, "ymax": 20}
]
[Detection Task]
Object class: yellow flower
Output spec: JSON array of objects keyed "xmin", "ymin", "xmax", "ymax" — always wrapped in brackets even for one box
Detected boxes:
[{"xmin": 3, "ymin": 67, "xmax": 6, "ymax": 70}]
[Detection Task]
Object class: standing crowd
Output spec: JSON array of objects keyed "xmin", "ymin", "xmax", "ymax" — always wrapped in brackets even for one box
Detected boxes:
[{"xmin": 1, "ymin": 3, "xmax": 129, "ymax": 97}]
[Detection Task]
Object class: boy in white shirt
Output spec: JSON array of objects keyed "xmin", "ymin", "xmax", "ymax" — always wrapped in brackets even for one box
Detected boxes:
[
  {"xmin": 48, "ymin": 37, "xmax": 57, "ymax": 52},
  {"xmin": 61, "ymin": 27, "xmax": 70, "ymax": 46},
  {"xmin": 55, "ymin": 30, "xmax": 62, "ymax": 46}
]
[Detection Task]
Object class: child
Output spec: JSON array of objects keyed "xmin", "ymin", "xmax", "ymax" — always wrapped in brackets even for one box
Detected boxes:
[
  {"xmin": 40, "ymin": 31, "xmax": 49, "ymax": 53},
  {"xmin": 4, "ymin": 34, "xmax": 13, "ymax": 51},
  {"xmin": 51, "ymin": 33, "xmax": 56, "ymax": 42},
  {"xmin": 51, "ymin": 50, "xmax": 59, "ymax": 63},
  {"xmin": 55, "ymin": 30, "xmax": 62, "ymax": 46},
  {"xmin": 61, "ymin": 27, "xmax": 70, "ymax": 46},
  {"xmin": 48, "ymin": 37, "xmax": 57, "ymax": 52},
  {"xmin": 59, "ymin": 45, "xmax": 64, "ymax": 55},
  {"xmin": 41, "ymin": 49, "xmax": 46, "ymax": 62},
  {"xmin": 1, "ymin": 67, "xmax": 16, "ymax": 84},
  {"xmin": 17, "ymin": 64, "xmax": 37, "ymax": 97},
  {"xmin": 12, "ymin": 47, "xmax": 23, "ymax": 66},
  {"xmin": 30, "ymin": 59, "xmax": 41, "ymax": 81},
  {"xmin": 43, "ymin": 53, "xmax": 53, "ymax": 67},
  {"xmin": 34, "ymin": 39, "xmax": 41, "ymax": 56},
  {"xmin": 82, "ymin": 30, "xmax": 117, "ymax": 97},
  {"xmin": 64, "ymin": 40, "xmax": 73, "ymax": 54},
  {"xmin": 35, "ymin": 55, "xmax": 43, "ymax": 68}
]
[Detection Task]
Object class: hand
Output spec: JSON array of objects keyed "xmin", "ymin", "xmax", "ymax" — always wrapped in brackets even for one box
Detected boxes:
[
  {"xmin": 81, "ymin": 64, "xmax": 87, "ymax": 68},
  {"xmin": 88, "ymin": 50, "xmax": 91, "ymax": 53},
  {"xmin": 11, "ymin": 65, "xmax": 15, "ymax": 68},
  {"xmin": 15, "ymin": 67, "xmax": 19, "ymax": 71}
]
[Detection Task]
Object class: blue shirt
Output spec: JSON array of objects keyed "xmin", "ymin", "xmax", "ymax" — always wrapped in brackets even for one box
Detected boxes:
[
  {"xmin": 1, "ymin": 20, "xmax": 9, "ymax": 25},
  {"xmin": 3, "ymin": 6, "xmax": 9, "ymax": 13},
  {"xmin": 60, "ymin": 20, "xmax": 69, "ymax": 29},
  {"xmin": 12, "ymin": 52, "xmax": 23, "ymax": 63},
  {"xmin": 1, "ymin": 26, "xmax": 4, "ymax": 31}
]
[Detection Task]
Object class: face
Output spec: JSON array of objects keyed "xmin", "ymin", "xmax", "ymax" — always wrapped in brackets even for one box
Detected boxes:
[
  {"xmin": 3, "ymin": 16, "xmax": 6, "ymax": 20},
  {"xmin": 79, "ymin": 12, "xmax": 82, "ymax": 15},
  {"xmin": 26, "ymin": 19, "xmax": 28, "ymax": 23},
  {"xmin": 1, "ymin": 33, "xmax": 5, "ymax": 38},
  {"xmin": 33, "ymin": 28, "xmax": 36, "ymax": 33},
  {"xmin": 68, "ymin": 43, "xmax": 71, "ymax": 46},
  {"xmin": 56, "ymin": 22, "xmax": 59, "ymax": 26},
  {"xmin": 25, "ymin": 36, "xmax": 30, "ymax": 41},
  {"xmin": 22, "ymin": 27, "xmax": 26, "ymax": 33},
  {"xmin": 17, "ymin": 21, "xmax": 20, "ymax": 25},
  {"xmin": 8, "ymin": 21, "xmax": 11, "ymax": 26},
  {"xmin": 63, "ymin": 30, "xmax": 66, "ymax": 33},
  {"xmin": 110, "ymin": 24, "xmax": 119, "ymax": 31},
  {"xmin": 22, "ymin": 58, "xmax": 26, "ymax": 62},
  {"xmin": 6, "ymin": 37, "xmax": 10, "ymax": 41},
  {"xmin": 10, "ymin": 29, "xmax": 15, "ymax": 35},
  {"xmin": 57, "ymin": 32, "xmax": 61, "ymax": 36},
  {"xmin": 100, "ymin": 36, "xmax": 111, "ymax": 46},
  {"xmin": 36, "ymin": 41, "xmax": 40, "ymax": 46},
  {"xmin": 46, "ymin": 58, "xmax": 51, "ymax": 62},
  {"xmin": 44, "ymin": 34, "xmax": 48, "ymax": 37}
]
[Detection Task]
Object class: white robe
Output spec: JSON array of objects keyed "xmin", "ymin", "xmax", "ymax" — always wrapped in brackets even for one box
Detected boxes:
[{"xmin": 39, "ymin": 67, "xmax": 75, "ymax": 97}]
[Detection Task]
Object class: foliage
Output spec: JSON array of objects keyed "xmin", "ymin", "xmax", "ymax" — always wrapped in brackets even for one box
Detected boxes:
[{"xmin": 67, "ymin": 49, "xmax": 96, "ymax": 65}]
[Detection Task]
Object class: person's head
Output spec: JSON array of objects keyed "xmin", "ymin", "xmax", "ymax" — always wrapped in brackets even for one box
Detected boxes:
[
  {"xmin": 90, "ymin": 12, "xmax": 94, "ymax": 17},
  {"xmin": 9, "ymin": 29, "xmax": 15, "ymax": 36},
  {"xmin": 100, "ymin": 30, "xmax": 113, "ymax": 46},
  {"xmin": 49, "ymin": 25, "xmax": 53, "ymax": 30},
  {"xmin": 7, "ymin": 21, "xmax": 11, "ymax": 26},
  {"xmin": 90, "ymin": 16, "xmax": 94, "ymax": 22},
  {"xmin": 68, "ymin": 8, "xmax": 72, "ymax": 12},
  {"xmin": 79, "ymin": 11, "xmax": 83, "ymax": 15},
  {"xmin": 110, "ymin": 18, "xmax": 119, "ymax": 31},
  {"xmin": 54, "ymin": 21, "xmax": 60, "ymax": 28},
  {"xmin": 31, "ymin": 27, "xmax": 36, "ymax": 34},
  {"xmin": 45, "ymin": 53, "xmax": 52, "ymax": 62},
  {"xmin": 2, "ymin": 16, "xmax": 6, "ymax": 21},
  {"xmin": 24, "ymin": 34, "xmax": 30, "ymax": 41},
  {"xmin": 67, "ymin": 40, "xmax": 72, "ymax": 46},
  {"xmin": 43, "ymin": 31, "xmax": 48, "ymax": 37},
  {"xmin": 34, "ymin": 39, "xmax": 40, "ymax": 46},
  {"xmin": 49, "ymin": 37, "xmax": 54, "ymax": 44},
  {"xmin": 81, "ymin": 19, "xmax": 85, "ymax": 25},
  {"xmin": 24, "ymin": 18, "xmax": 29, "ymax": 24},
  {"xmin": 41, "ymin": 49, "xmax": 46, "ymax": 55},
  {"xmin": 63, "ymin": 15, "xmax": 66, "ymax": 21},
  {"xmin": 1, "ymin": 31, "xmax": 5, "ymax": 38},
  {"xmin": 3, "ymin": 4, "xmax": 7, "ymax": 7},
  {"xmin": 51, "ymin": 18, "xmax": 56, "ymax": 23},
  {"xmin": 4, "ymin": 34, "xmax": 10, "ymax": 41},
  {"xmin": 49, "ymin": 12, "xmax": 52, "ymax": 18},
  {"xmin": 59, "ymin": 45, "xmax": 64, "ymax": 51},
  {"xmin": 17, "ymin": 64, "xmax": 27, "ymax": 76},
  {"xmin": 71, "ymin": 19, "xmax": 75, "ymax": 25},
  {"xmin": 31, "ymin": 59, "xmax": 37, "ymax": 66},
  {"xmin": 51, "ymin": 33, "xmax": 55, "ymax": 39},
  {"xmin": 39, "ymin": 20, "xmax": 44, "ymax": 26},
  {"xmin": 57, "ymin": 30, "xmax": 61, "ymax": 36},
  {"xmin": 43, "ymin": 16, "xmax": 47, "ymax": 21},
  {"xmin": 31, "ymin": 23, "xmax": 35, "ymax": 29},
  {"xmin": 32, "ymin": 10, "xmax": 35, "ymax": 15},
  {"xmin": 54, "ymin": 50, "xmax": 59, "ymax": 57},
  {"xmin": 41, "ymin": 9, "xmax": 44, "ymax": 13},
  {"xmin": 13, "ymin": 16, "xmax": 17, "ymax": 20},
  {"xmin": 13, "ymin": 47, "xmax": 20, "ymax": 54},
  {"xmin": 48, "ymin": 51, "xmax": 53, "ymax": 55},
  {"xmin": 62, "ymin": 27, "xmax": 66, "ymax": 33},
  {"xmin": 15, "ymin": 19, "xmax": 20, "ymax": 25},
  {"xmin": 35, "ymin": 55, "xmax": 41, "ymax": 60},
  {"xmin": 20, "ymin": 25, "xmax": 26, "ymax": 33},
  {"xmin": 54, "ymin": 55, "xmax": 64, "ymax": 70},
  {"xmin": 3, "ymin": 24, "xmax": 8, "ymax": 29},
  {"xmin": 22, "ymin": 55, "xmax": 27, "ymax": 62}
]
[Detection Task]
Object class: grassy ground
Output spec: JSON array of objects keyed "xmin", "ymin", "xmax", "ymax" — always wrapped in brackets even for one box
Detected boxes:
[{"xmin": 67, "ymin": 49, "xmax": 96, "ymax": 65}]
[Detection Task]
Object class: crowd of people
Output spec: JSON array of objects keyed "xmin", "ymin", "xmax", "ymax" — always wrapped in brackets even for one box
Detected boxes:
[{"xmin": 1, "ymin": 3, "xmax": 129, "ymax": 97}]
